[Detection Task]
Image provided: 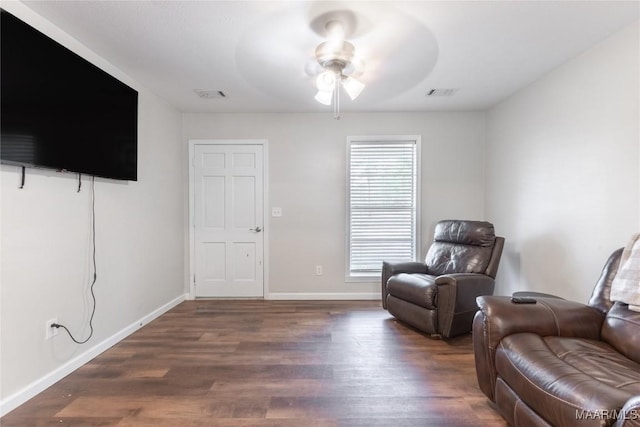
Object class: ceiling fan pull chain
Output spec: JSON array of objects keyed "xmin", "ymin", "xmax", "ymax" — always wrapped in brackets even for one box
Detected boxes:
[{"xmin": 334, "ymin": 77, "xmax": 340, "ymax": 120}]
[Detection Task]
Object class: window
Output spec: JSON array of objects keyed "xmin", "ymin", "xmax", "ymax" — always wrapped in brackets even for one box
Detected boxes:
[{"xmin": 347, "ymin": 136, "xmax": 420, "ymax": 278}]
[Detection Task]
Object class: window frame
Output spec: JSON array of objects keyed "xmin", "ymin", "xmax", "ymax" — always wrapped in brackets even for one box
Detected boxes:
[{"xmin": 345, "ymin": 135, "xmax": 421, "ymax": 281}]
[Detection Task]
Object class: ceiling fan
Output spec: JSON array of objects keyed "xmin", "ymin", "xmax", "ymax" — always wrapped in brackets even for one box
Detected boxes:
[
  {"xmin": 234, "ymin": 3, "xmax": 438, "ymax": 116},
  {"xmin": 312, "ymin": 19, "xmax": 366, "ymax": 119}
]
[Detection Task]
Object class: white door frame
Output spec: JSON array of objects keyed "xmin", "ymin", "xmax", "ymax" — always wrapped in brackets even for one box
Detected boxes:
[{"xmin": 188, "ymin": 139, "xmax": 269, "ymax": 300}]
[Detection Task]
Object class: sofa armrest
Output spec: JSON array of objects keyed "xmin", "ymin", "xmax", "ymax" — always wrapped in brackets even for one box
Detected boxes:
[
  {"xmin": 617, "ymin": 396, "xmax": 640, "ymax": 427},
  {"xmin": 476, "ymin": 295, "xmax": 605, "ymax": 347},
  {"xmin": 435, "ymin": 273, "xmax": 495, "ymax": 338},
  {"xmin": 473, "ymin": 295, "xmax": 606, "ymax": 402},
  {"xmin": 381, "ymin": 261, "xmax": 427, "ymax": 309}
]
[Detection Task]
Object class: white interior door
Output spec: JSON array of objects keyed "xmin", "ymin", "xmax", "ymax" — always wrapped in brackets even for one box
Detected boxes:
[{"xmin": 192, "ymin": 143, "xmax": 264, "ymax": 297}]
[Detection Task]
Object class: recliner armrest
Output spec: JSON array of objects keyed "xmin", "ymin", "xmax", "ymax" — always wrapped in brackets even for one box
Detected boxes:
[
  {"xmin": 473, "ymin": 295, "xmax": 606, "ymax": 401},
  {"xmin": 435, "ymin": 273, "xmax": 495, "ymax": 338},
  {"xmin": 381, "ymin": 261, "xmax": 427, "ymax": 309}
]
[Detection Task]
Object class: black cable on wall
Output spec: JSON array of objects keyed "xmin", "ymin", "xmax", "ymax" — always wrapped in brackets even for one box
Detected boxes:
[{"xmin": 52, "ymin": 176, "xmax": 97, "ymax": 344}]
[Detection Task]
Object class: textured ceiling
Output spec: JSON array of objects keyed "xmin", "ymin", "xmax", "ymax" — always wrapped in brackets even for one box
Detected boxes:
[{"xmin": 20, "ymin": 1, "xmax": 640, "ymax": 113}]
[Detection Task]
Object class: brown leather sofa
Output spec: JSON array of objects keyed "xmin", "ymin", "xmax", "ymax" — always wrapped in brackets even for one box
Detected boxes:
[
  {"xmin": 473, "ymin": 248, "xmax": 640, "ymax": 426},
  {"xmin": 382, "ymin": 220, "xmax": 504, "ymax": 338}
]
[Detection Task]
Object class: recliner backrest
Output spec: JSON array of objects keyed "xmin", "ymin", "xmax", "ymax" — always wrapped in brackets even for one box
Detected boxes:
[{"xmin": 424, "ymin": 220, "xmax": 497, "ymax": 276}]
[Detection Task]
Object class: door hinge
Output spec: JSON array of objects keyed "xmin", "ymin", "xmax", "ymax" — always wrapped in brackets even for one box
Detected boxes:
[{"xmin": 193, "ymin": 275, "xmax": 196, "ymax": 284}]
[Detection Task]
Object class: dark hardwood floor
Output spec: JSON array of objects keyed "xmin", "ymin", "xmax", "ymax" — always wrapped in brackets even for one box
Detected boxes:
[{"xmin": 2, "ymin": 300, "xmax": 506, "ymax": 426}]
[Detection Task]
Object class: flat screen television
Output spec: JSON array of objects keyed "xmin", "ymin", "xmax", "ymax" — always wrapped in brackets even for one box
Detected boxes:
[{"xmin": 1, "ymin": 9, "xmax": 138, "ymax": 181}]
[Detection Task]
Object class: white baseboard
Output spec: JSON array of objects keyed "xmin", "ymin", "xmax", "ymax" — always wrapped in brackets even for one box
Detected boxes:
[
  {"xmin": 266, "ymin": 292, "xmax": 380, "ymax": 300},
  {"xmin": 0, "ymin": 293, "xmax": 187, "ymax": 417}
]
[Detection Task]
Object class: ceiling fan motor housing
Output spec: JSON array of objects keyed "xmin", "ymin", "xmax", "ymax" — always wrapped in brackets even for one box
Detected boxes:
[{"xmin": 315, "ymin": 40, "xmax": 355, "ymax": 74}]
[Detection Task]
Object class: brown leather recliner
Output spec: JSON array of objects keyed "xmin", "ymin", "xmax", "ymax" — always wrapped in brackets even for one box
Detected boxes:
[
  {"xmin": 382, "ymin": 220, "xmax": 505, "ymax": 338},
  {"xmin": 474, "ymin": 248, "xmax": 640, "ymax": 427}
]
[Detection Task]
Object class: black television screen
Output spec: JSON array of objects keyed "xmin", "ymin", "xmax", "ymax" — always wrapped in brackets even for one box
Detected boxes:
[{"xmin": 1, "ymin": 9, "xmax": 138, "ymax": 181}]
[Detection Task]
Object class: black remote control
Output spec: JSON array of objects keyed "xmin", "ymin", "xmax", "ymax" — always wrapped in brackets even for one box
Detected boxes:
[{"xmin": 511, "ymin": 297, "xmax": 537, "ymax": 304}]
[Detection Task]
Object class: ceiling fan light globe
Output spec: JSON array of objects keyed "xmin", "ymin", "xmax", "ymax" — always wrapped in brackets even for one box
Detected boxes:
[
  {"xmin": 342, "ymin": 76, "xmax": 365, "ymax": 100},
  {"xmin": 316, "ymin": 71, "xmax": 337, "ymax": 92},
  {"xmin": 314, "ymin": 90, "xmax": 333, "ymax": 106}
]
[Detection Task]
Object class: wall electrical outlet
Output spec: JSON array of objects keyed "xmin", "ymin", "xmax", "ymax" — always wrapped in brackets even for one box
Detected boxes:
[
  {"xmin": 46, "ymin": 318, "xmax": 59, "ymax": 340},
  {"xmin": 315, "ymin": 265, "xmax": 323, "ymax": 276}
]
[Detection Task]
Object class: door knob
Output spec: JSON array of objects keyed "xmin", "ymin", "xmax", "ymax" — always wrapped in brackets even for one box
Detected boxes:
[{"xmin": 250, "ymin": 226, "xmax": 262, "ymax": 232}]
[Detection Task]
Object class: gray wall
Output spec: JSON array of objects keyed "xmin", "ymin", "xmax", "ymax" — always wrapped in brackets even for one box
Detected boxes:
[
  {"xmin": 1, "ymin": 2, "xmax": 185, "ymax": 410},
  {"xmin": 183, "ymin": 112, "xmax": 487, "ymax": 297},
  {"xmin": 484, "ymin": 22, "xmax": 640, "ymax": 301}
]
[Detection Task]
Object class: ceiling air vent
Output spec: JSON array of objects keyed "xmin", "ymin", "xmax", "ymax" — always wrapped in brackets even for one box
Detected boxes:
[
  {"xmin": 426, "ymin": 88, "xmax": 458, "ymax": 97},
  {"xmin": 194, "ymin": 89, "xmax": 227, "ymax": 99}
]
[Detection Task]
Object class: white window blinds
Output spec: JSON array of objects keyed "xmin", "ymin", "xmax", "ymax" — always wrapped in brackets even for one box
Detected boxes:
[{"xmin": 347, "ymin": 137, "xmax": 420, "ymax": 276}]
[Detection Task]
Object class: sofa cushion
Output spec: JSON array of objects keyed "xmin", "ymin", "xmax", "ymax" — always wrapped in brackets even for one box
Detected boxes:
[
  {"xmin": 386, "ymin": 273, "xmax": 437, "ymax": 309},
  {"xmin": 495, "ymin": 333, "xmax": 640, "ymax": 426},
  {"xmin": 602, "ymin": 302, "xmax": 640, "ymax": 364}
]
